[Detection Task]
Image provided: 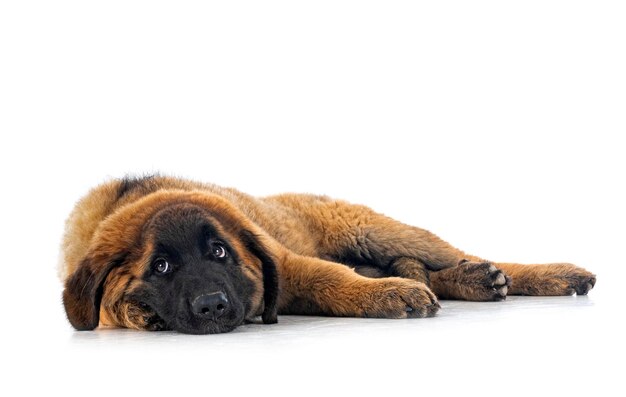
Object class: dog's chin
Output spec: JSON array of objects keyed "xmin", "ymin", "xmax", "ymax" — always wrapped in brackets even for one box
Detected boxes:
[
  {"xmin": 144, "ymin": 308, "xmax": 242, "ymax": 334},
  {"xmin": 173, "ymin": 321, "xmax": 239, "ymax": 335},
  {"xmin": 170, "ymin": 311, "xmax": 244, "ymax": 334}
]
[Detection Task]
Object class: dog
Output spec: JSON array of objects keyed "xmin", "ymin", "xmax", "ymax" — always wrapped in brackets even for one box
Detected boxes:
[{"xmin": 59, "ymin": 175, "xmax": 596, "ymax": 334}]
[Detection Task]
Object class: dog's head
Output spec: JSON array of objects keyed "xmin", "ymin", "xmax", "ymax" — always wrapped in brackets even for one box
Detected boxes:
[{"xmin": 62, "ymin": 191, "xmax": 279, "ymax": 334}]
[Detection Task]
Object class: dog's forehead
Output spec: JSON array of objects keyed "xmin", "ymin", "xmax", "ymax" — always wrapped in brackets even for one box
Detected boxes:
[{"xmin": 145, "ymin": 203, "xmax": 225, "ymax": 247}]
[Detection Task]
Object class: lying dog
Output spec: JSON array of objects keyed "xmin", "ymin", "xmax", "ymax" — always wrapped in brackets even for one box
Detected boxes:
[{"xmin": 59, "ymin": 176, "xmax": 596, "ymax": 334}]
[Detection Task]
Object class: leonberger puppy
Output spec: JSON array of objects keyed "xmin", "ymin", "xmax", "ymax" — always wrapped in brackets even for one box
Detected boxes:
[{"xmin": 59, "ymin": 175, "xmax": 596, "ymax": 334}]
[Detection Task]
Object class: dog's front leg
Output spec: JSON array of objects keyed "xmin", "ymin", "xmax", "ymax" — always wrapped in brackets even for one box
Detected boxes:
[{"xmin": 276, "ymin": 253, "xmax": 440, "ymax": 318}]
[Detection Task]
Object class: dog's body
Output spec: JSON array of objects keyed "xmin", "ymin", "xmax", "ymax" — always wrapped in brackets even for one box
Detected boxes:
[{"xmin": 60, "ymin": 176, "xmax": 596, "ymax": 334}]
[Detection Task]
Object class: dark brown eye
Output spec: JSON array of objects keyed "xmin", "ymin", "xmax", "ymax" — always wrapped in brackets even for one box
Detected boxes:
[
  {"xmin": 212, "ymin": 243, "xmax": 227, "ymax": 259},
  {"xmin": 153, "ymin": 258, "xmax": 171, "ymax": 274}
]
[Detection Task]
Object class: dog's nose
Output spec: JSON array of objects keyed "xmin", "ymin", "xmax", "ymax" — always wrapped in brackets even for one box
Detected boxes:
[{"xmin": 191, "ymin": 292, "xmax": 229, "ymax": 319}]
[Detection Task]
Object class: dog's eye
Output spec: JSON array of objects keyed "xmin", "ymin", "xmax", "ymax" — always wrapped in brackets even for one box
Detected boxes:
[
  {"xmin": 211, "ymin": 243, "xmax": 227, "ymax": 259},
  {"xmin": 153, "ymin": 258, "xmax": 171, "ymax": 274}
]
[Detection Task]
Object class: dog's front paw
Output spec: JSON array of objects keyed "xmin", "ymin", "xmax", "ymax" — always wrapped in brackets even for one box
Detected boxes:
[
  {"xmin": 431, "ymin": 261, "xmax": 512, "ymax": 301},
  {"xmin": 359, "ymin": 278, "xmax": 440, "ymax": 318},
  {"xmin": 460, "ymin": 261, "xmax": 512, "ymax": 301}
]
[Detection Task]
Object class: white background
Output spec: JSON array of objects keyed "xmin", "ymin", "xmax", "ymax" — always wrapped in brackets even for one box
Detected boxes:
[{"xmin": 1, "ymin": 1, "xmax": 624, "ymax": 396}]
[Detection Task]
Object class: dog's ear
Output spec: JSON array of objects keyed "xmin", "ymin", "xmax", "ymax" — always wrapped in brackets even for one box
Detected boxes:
[
  {"xmin": 240, "ymin": 230, "xmax": 279, "ymax": 324},
  {"xmin": 62, "ymin": 255, "xmax": 123, "ymax": 331}
]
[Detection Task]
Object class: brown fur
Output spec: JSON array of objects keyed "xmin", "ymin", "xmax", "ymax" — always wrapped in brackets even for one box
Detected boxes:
[{"xmin": 59, "ymin": 176, "xmax": 596, "ymax": 332}]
